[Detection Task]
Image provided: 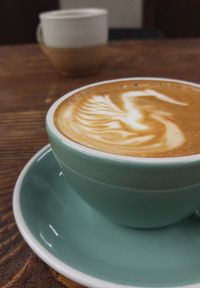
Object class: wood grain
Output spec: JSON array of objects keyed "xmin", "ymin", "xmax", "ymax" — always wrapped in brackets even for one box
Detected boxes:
[{"xmin": 1, "ymin": 40, "xmax": 200, "ymax": 287}]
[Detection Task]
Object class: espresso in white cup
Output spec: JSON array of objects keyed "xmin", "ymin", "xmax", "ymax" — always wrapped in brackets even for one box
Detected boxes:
[{"xmin": 37, "ymin": 9, "xmax": 108, "ymax": 76}]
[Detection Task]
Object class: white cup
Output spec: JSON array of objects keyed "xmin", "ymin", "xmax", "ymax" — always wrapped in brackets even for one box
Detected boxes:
[
  {"xmin": 37, "ymin": 8, "xmax": 108, "ymax": 76},
  {"xmin": 37, "ymin": 8, "xmax": 108, "ymax": 48}
]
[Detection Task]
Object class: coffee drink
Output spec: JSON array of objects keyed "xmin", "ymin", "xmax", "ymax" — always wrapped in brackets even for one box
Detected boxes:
[{"xmin": 54, "ymin": 80, "xmax": 200, "ymax": 157}]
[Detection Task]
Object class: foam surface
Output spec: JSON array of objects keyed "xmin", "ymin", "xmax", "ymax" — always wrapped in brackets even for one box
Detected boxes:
[{"xmin": 54, "ymin": 80, "xmax": 200, "ymax": 157}]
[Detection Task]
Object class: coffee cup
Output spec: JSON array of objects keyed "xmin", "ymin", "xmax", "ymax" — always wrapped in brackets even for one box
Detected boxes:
[
  {"xmin": 37, "ymin": 9, "xmax": 108, "ymax": 76},
  {"xmin": 46, "ymin": 77, "xmax": 200, "ymax": 228}
]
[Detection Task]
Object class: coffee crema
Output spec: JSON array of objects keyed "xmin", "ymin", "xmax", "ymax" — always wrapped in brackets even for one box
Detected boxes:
[{"xmin": 54, "ymin": 80, "xmax": 200, "ymax": 157}]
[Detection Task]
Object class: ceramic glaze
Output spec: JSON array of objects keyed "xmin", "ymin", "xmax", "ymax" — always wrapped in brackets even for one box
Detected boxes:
[
  {"xmin": 47, "ymin": 78, "xmax": 200, "ymax": 228},
  {"xmin": 13, "ymin": 145, "xmax": 200, "ymax": 288}
]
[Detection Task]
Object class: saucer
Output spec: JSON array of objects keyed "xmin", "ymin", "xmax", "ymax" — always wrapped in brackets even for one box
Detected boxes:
[{"xmin": 13, "ymin": 144, "xmax": 200, "ymax": 288}]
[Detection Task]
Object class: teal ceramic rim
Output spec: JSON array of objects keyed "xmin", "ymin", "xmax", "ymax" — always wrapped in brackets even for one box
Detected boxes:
[
  {"xmin": 46, "ymin": 77, "xmax": 200, "ymax": 164},
  {"xmin": 13, "ymin": 144, "xmax": 200, "ymax": 288}
]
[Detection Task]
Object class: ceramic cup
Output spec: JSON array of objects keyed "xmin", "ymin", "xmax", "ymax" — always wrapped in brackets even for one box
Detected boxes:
[
  {"xmin": 37, "ymin": 9, "xmax": 108, "ymax": 76},
  {"xmin": 46, "ymin": 77, "xmax": 200, "ymax": 229}
]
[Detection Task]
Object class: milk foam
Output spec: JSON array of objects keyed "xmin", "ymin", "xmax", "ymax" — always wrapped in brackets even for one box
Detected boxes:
[{"xmin": 59, "ymin": 89, "xmax": 188, "ymax": 155}]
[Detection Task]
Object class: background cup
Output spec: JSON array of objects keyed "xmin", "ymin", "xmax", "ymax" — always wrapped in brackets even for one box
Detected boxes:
[
  {"xmin": 46, "ymin": 77, "xmax": 200, "ymax": 229},
  {"xmin": 37, "ymin": 8, "xmax": 108, "ymax": 76}
]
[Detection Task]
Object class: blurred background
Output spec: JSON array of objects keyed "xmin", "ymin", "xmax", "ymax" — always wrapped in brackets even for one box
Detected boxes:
[{"xmin": 1, "ymin": 0, "xmax": 200, "ymax": 45}]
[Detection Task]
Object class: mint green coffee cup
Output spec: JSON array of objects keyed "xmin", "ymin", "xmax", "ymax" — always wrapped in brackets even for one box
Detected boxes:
[{"xmin": 46, "ymin": 78, "xmax": 200, "ymax": 229}]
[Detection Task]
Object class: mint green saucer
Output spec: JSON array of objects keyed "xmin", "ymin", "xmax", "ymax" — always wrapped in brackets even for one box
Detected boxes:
[{"xmin": 13, "ymin": 145, "xmax": 200, "ymax": 288}]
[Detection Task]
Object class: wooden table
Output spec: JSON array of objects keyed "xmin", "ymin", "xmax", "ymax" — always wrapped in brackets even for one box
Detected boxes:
[{"xmin": 1, "ymin": 39, "xmax": 200, "ymax": 287}]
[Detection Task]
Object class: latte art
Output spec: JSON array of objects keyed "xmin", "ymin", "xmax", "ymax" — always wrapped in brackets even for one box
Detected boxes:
[
  {"xmin": 75, "ymin": 89, "xmax": 187, "ymax": 154},
  {"xmin": 54, "ymin": 80, "xmax": 200, "ymax": 157}
]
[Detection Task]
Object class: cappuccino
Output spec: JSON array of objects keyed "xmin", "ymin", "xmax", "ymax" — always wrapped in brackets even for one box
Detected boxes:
[{"xmin": 54, "ymin": 80, "xmax": 200, "ymax": 157}]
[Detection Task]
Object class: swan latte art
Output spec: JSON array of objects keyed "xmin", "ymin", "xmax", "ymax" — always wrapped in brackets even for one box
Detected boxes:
[{"xmin": 54, "ymin": 80, "xmax": 200, "ymax": 157}]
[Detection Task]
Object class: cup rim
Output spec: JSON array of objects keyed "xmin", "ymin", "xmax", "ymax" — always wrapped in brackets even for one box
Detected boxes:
[
  {"xmin": 46, "ymin": 77, "xmax": 200, "ymax": 164},
  {"xmin": 39, "ymin": 8, "xmax": 107, "ymax": 20}
]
